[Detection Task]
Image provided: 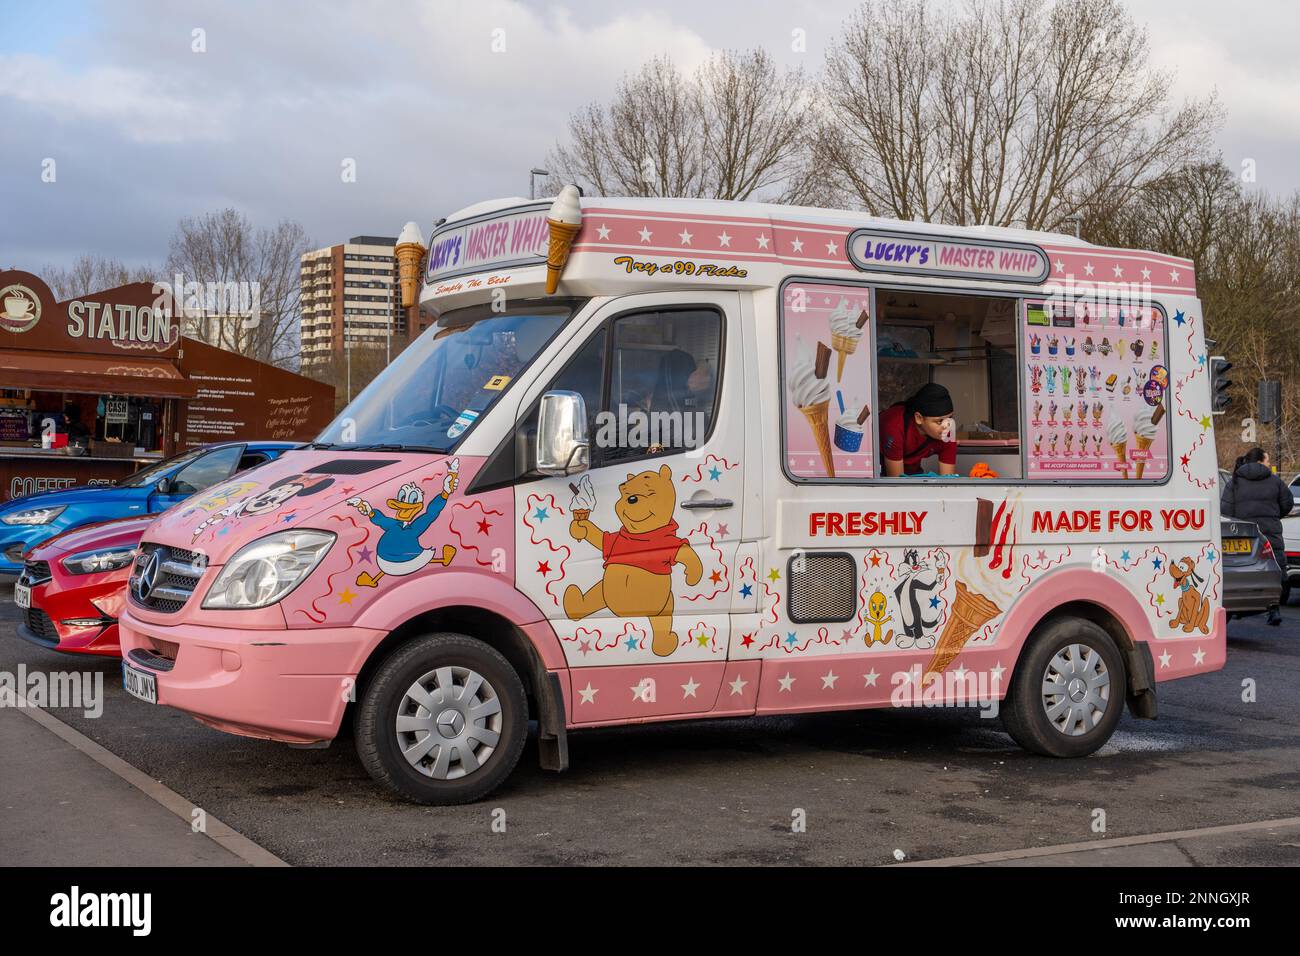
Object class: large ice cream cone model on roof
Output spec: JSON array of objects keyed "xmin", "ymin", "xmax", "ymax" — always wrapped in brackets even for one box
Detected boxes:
[
  {"xmin": 545, "ymin": 185, "xmax": 583, "ymax": 294},
  {"xmin": 395, "ymin": 221, "xmax": 426, "ymax": 308}
]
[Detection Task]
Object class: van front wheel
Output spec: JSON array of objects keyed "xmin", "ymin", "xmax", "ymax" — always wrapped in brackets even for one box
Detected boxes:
[
  {"xmin": 356, "ymin": 633, "xmax": 527, "ymax": 804},
  {"xmin": 1001, "ymin": 617, "xmax": 1125, "ymax": 758}
]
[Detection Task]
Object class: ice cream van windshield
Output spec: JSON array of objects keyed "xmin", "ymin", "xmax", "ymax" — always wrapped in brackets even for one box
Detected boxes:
[{"xmin": 315, "ymin": 298, "xmax": 583, "ymax": 453}]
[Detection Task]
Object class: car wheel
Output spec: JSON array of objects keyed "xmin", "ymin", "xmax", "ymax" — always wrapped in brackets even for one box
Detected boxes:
[
  {"xmin": 355, "ymin": 632, "xmax": 528, "ymax": 804},
  {"xmin": 1001, "ymin": 616, "xmax": 1126, "ymax": 758}
]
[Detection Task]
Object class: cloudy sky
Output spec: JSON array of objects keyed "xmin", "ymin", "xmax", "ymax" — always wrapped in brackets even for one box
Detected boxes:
[{"xmin": 2, "ymin": 0, "xmax": 1297, "ymax": 271}]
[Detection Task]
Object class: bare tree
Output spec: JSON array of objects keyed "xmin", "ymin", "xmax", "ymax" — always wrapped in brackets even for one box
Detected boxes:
[
  {"xmin": 164, "ymin": 209, "xmax": 311, "ymax": 368},
  {"xmin": 819, "ymin": 0, "xmax": 1221, "ymax": 230},
  {"xmin": 548, "ymin": 49, "xmax": 822, "ymax": 203},
  {"xmin": 39, "ymin": 254, "xmax": 158, "ymax": 299}
]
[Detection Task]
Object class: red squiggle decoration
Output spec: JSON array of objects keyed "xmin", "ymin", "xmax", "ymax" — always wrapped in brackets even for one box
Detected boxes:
[
  {"xmin": 294, "ymin": 513, "xmax": 369, "ymax": 624},
  {"xmin": 521, "ymin": 492, "xmax": 570, "ymax": 607},
  {"xmin": 680, "ymin": 453, "xmax": 740, "ymax": 483},
  {"xmin": 448, "ymin": 499, "xmax": 503, "ymax": 568},
  {"xmin": 682, "ymin": 520, "xmax": 728, "ymax": 602}
]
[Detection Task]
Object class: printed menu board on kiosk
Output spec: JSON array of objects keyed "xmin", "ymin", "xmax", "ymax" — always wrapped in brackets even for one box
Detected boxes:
[{"xmin": 1023, "ymin": 300, "xmax": 1169, "ymax": 481}]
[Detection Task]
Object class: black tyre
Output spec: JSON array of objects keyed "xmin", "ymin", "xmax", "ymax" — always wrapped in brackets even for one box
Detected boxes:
[
  {"xmin": 1001, "ymin": 616, "xmax": 1126, "ymax": 758},
  {"xmin": 355, "ymin": 632, "xmax": 528, "ymax": 804}
]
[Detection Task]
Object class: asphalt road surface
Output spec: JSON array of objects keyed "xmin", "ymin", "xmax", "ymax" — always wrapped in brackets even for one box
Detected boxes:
[{"xmin": 2, "ymin": 583, "xmax": 1298, "ymax": 866}]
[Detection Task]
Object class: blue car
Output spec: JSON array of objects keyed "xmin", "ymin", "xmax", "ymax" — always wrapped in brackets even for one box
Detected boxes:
[{"xmin": 0, "ymin": 441, "xmax": 299, "ymax": 576}]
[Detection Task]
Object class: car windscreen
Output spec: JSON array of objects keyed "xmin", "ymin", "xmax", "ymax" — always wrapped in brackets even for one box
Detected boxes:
[{"xmin": 314, "ymin": 298, "xmax": 582, "ymax": 453}]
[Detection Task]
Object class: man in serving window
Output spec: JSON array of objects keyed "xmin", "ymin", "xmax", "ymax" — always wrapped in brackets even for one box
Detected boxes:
[{"xmin": 879, "ymin": 382, "xmax": 958, "ymax": 476}]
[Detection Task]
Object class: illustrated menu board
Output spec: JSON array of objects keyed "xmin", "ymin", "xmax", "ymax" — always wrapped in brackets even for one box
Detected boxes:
[
  {"xmin": 781, "ymin": 282, "xmax": 874, "ymax": 479},
  {"xmin": 1024, "ymin": 301, "xmax": 1169, "ymax": 480}
]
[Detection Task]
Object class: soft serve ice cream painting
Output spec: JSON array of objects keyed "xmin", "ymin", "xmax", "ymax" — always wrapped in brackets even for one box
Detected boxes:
[{"xmin": 783, "ymin": 283, "xmax": 875, "ymax": 478}]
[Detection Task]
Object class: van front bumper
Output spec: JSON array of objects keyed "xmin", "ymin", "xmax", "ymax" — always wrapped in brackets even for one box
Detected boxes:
[{"xmin": 119, "ymin": 609, "xmax": 386, "ymax": 744}]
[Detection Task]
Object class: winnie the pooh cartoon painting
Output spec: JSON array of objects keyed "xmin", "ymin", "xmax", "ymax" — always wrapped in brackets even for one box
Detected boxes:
[{"xmin": 564, "ymin": 464, "xmax": 703, "ymax": 657}]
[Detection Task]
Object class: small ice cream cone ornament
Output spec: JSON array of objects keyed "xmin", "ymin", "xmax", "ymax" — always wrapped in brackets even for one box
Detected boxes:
[
  {"xmin": 545, "ymin": 185, "xmax": 583, "ymax": 294},
  {"xmin": 394, "ymin": 221, "xmax": 427, "ymax": 308}
]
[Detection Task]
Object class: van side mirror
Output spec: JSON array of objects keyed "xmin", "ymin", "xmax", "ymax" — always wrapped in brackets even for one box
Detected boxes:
[
  {"xmin": 536, "ymin": 390, "xmax": 590, "ymax": 476},
  {"xmin": 155, "ymin": 476, "xmax": 172, "ymax": 495}
]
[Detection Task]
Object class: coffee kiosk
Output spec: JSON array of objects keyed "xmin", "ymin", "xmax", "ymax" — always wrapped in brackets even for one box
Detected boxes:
[{"xmin": 0, "ymin": 270, "xmax": 334, "ymax": 501}]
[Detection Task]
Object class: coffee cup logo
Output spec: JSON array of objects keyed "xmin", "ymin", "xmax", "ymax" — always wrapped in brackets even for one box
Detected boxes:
[{"xmin": 0, "ymin": 285, "xmax": 41, "ymax": 333}]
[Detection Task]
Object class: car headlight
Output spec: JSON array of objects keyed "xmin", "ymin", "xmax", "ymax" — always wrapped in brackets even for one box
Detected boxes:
[
  {"xmin": 62, "ymin": 546, "xmax": 138, "ymax": 575},
  {"xmin": 2, "ymin": 505, "xmax": 66, "ymax": 526},
  {"xmin": 201, "ymin": 529, "xmax": 335, "ymax": 609}
]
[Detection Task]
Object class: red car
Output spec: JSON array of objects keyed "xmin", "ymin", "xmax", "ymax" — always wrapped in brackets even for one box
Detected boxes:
[{"xmin": 15, "ymin": 515, "xmax": 152, "ymax": 657}]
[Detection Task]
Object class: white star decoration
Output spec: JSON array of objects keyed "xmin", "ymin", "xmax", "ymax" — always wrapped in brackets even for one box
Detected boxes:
[
  {"xmin": 825, "ymin": 239, "xmax": 838, "ymax": 255},
  {"xmin": 718, "ymin": 230, "xmax": 732, "ymax": 247},
  {"xmin": 631, "ymin": 679, "xmax": 653, "ymax": 701},
  {"xmin": 1158, "ymin": 651, "xmax": 1172, "ymax": 669},
  {"xmin": 1170, "ymin": 269, "xmax": 1181, "ymax": 282},
  {"xmin": 864, "ymin": 670, "xmax": 879, "ymax": 687},
  {"xmin": 579, "ymin": 683, "xmax": 598, "ymax": 704},
  {"xmin": 791, "ymin": 237, "xmax": 804, "ymax": 253},
  {"xmin": 1084, "ymin": 262, "xmax": 1095, "ymax": 276},
  {"xmin": 638, "ymin": 226, "xmax": 652, "ymax": 243},
  {"xmin": 681, "ymin": 677, "xmax": 700, "ymax": 698},
  {"xmin": 756, "ymin": 234, "xmax": 771, "ymax": 250},
  {"xmin": 1112, "ymin": 264, "xmax": 1123, "ymax": 278},
  {"xmin": 1141, "ymin": 267, "xmax": 1151, "ymax": 279},
  {"xmin": 821, "ymin": 670, "xmax": 838, "ymax": 689},
  {"xmin": 678, "ymin": 228, "xmax": 693, "ymax": 245},
  {"xmin": 1193, "ymin": 647, "xmax": 1206, "ymax": 666},
  {"xmin": 1055, "ymin": 259, "xmax": 1065, "ymax": 273},
  {"xmin": 778, "ymin": 672, "xmax": 795, "ymax": 692},
  {"xmin": 596, "ymin": 224, "xmax": 611, "ymax": 240},
  {"xmin": 729, "ymin": 675, "xmax": 748, "ymax": 696}
]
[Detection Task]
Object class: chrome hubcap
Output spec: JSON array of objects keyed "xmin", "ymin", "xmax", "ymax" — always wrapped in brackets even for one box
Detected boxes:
[
  {"xmin": 1041, "ymin": 643, "xmax": 1110, "ymax": 736},
  {"xmin": 396, "ymin": 666, "xmax": 502, "ymax": 780}
]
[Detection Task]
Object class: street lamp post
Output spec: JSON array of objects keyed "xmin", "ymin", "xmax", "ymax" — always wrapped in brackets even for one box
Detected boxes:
[{"xmin": 529, "ymin": 167, "xmax": 550, "ymax": 200}]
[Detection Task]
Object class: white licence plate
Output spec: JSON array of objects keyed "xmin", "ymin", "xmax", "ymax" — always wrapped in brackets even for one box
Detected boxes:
[
  {"xmin": 14, "ymin": 583, "xmax": 30, "ymax": 609},
  {"xmin": 122, "ymin": 662, "xmax": 157, "ymax": 704}
]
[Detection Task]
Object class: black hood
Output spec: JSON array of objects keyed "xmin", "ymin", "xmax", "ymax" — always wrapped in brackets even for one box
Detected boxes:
[{"xmin": 1233, "ymin": 461, "xmax": 1273, "ymax": 482}]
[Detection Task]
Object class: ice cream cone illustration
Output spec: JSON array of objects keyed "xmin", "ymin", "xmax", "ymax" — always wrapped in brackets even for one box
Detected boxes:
[
  {"xmin": 829, "ymin": 298, "xmax": 867, "ymax": 381},
  {"xmin": 568, "ymin": 474, "xmax": 596, "ymax": 521},
  {"xmin": 788, "ymin": 337, "xmax": 835, "ymax": 476},
  {"xmin": 545, "ymin": 184, "xmax": 582, "ymax": 294},
  {"xmin": 923, "ymin": 581, "xmax": 1002, "ymax": 681},
  {"xmin": 1132, "ymin": 403, "xmax": 1164, "ymax": 479},
  {"xmin": 394, "ymin": 221, "xmax": 426, "ymax": 308}
]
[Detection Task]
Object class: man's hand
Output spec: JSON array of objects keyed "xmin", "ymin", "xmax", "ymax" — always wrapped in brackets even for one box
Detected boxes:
[{"xmin": 347, "ymin": 496, "xmax": 373, "ymax": 517}]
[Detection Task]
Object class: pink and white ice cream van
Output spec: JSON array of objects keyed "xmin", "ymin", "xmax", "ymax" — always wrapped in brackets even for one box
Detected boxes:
[{"xmin": 119, "ymin": 188, "xmax": 1224, "ymax": 804}]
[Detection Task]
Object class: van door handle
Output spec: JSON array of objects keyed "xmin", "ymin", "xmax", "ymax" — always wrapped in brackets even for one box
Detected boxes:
[{"xmin": 681, "ymin": 497, "xmax": 733, "ymax": 509}]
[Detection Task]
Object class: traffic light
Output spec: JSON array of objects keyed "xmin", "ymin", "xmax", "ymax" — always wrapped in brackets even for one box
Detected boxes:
[{"xmin": 1209, "ymin": 356, "xmax": 1233, "ymax": 414}]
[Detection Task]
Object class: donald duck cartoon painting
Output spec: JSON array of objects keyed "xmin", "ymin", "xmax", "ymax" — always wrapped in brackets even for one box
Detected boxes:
[{"xmin": 346, "ymin": 458, "xmax": 460, "ymax": 588}]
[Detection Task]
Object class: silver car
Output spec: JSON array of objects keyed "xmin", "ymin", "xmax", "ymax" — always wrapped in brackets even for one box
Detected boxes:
[{"xmin": 1222, "ymin": 517, "xmax": 1283, "ymax": 616}]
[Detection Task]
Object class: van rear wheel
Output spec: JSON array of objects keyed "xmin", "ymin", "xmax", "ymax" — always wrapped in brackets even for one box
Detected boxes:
[
  {"xmin": 1001, "ymin": 617, "xmax": 1125, "ymax": 758},
  {"xmin": 355, "ymin": 633, "xmax": 527, "ymax": 804}
]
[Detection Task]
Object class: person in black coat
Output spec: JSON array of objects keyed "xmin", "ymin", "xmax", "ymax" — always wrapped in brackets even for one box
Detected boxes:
[{"xmin": 1221, "ymin": 447, "xmax": 1294, "ymax": 625}]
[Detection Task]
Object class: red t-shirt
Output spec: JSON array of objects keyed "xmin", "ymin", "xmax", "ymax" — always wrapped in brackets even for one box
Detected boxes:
[
  {"xmin": 880, "ymin": 402, "xmax": 957, "ymax": 474},
  {"xmin": 602, "ymin": 521, "xmax": 686, "ymax": 575}
]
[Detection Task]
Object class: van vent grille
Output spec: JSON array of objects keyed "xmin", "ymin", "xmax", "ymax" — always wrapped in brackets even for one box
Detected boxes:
[{"xmin": 787, "ymin": 552, "xmax": 856, "ymax": 623}]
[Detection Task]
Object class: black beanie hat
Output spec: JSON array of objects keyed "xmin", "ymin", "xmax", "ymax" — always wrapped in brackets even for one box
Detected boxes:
[{"xmin": 906, "ymin": 382, "xmax": 953, "ymax": 418}]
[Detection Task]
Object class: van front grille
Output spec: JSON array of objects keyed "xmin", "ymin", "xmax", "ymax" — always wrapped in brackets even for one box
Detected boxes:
[{"xmin": 128, "ymin": 543, "xmax": 207, "ymax": 614}]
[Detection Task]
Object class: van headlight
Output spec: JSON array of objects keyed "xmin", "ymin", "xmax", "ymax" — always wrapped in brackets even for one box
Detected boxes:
[
  {"xmin": 202, "ymin": 530, "xmax": 335, "ymax": 609},
  {"xmin": 2, "ymin": 505, "xmax": 66, "ymax": 526}
]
